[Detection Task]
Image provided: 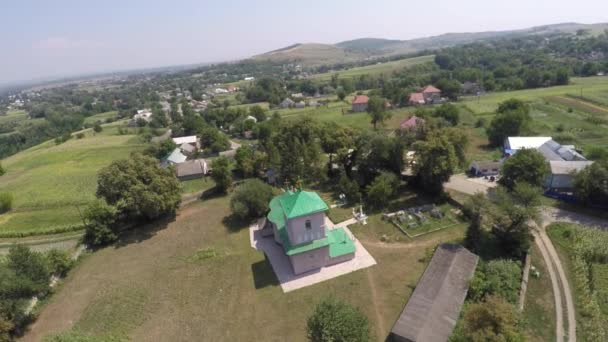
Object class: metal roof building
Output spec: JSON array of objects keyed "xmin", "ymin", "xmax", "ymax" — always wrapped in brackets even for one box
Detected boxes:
[{"xmin": 390, "ymin": 244, "xmax": 479, "ymax": 342}]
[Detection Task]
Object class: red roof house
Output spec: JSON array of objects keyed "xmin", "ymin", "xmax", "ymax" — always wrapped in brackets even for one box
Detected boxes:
[
  {"xmin": 420, "ymin": 85, "xmax": 441, "ymax": 103},
  {"xmin": 351, "ymin": 95, "xmax": 369, "ymax": 112},
  {"xmin": 400, "ymin": 116, "xmax": 426, "ymax": 130},
  {"xmin": 408, "ymin": 93, "xmax": 425, "ymax": 106}
]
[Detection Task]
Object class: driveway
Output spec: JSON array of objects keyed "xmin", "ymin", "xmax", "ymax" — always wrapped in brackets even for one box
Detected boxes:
[{"xmin": 444, "ymin": 174, "xmax": 498, "ymax": 196}]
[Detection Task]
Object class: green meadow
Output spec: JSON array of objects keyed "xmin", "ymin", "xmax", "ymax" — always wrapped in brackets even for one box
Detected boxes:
[{"xmin": 309, "ymin": 55, "xmax": 435, "ymax": 81}]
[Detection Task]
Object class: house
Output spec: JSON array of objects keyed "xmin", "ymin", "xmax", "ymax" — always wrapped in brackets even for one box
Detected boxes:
[
  {"xmin": 390, "ymin": 244, "xmax": 478, "ymax": 342},
  {"xmin": 469, "ymin": 161, "xmax": 502, "ymax": 177},
  {"xmin": 280, "ymin": 98, "xmax": 295, "ymax": 109},
  {"xmin": 227, "ymin": 85, "xmax": 238, "ymax": 93},
  {"xmin": 266, "ymin": 190, "xmax": 356, "ymax": 275},
  {"xmin": 244, "ymin": 77, "xmax": 255, "ymax": 81},
  {"xmin": 172, "ymin": 136, "xmax": 198, "ymax": 146},
  {"xmin": 162, "ymin": 148, "xmax": 187, "ymax": 167},
  {"xmin": 214, "ymin": 88, "xmax": 228, "ymax": 94},
  {"xmin": 295, "ymin": 101, "xmax": 306, "ymax": 109},
  {"xmin": 420, "ymin": 85, "xmax": 441, "ymax": 103},
  {"xmin": 408, "ymin": 93, "xmax": 426, "ymax": 106},
  {"xmin": 400, "ymin": 116, "xmax": 425, "ymax": 130},
  {"xmin": 545, "ymin": 160, "xmax": 593, "ymax": 192},
  {"xmin": 179, "ymin": 143, "xmax": 197, "ymax": 156},
  {"xmin": 504, "ymin": 137, "xmax": 586, "ymax": 161},
  {"xmin": 175, "ymin": 159, "xmax": 208, "ymax": 181},
  {"xmin": 291, "ymin": 93, "xmax": 304, "ymax": 98},
  {"xmin": 351, "ymin": 95, "xmax": 369, "ymax": 112},
  {"xmin": 461, "ymin": 81, "xmax": 481, "ymax": 95}
]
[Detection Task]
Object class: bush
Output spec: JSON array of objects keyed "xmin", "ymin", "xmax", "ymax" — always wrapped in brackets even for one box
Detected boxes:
[
  {"xmin": 93, "ymin": 122, "xmax": 103, "ymax": 133},
  {"xmin": 468, "ymin": 260, "xmax": 522, "ymax": 304},
  {"xmin": 76, "ymin": 133, "xmax": 85, "ymax": 139},
  {"xmin": 474, "ymin": 118, "xmax": 486, "ymax": 128},
  {"xmin": 0, "ymin": 162, "xmax": 5, "ymax": 176},
  {"xmin": 83, "ymin": 200, "xmax": 119, "ymax": 247},
  {"xmin": 336, "ymin": 173, "xmax": 361, "ymax": 205},
  {"xmin": 45, "ymin": 249, "xmax": 73, "ymax": 276},
  {"xmin": 307, "ymin": 297, "xmax": 370, "ymax": 342},
  {"xmin": 230, "ymin": 179, "xmax": 274, "ymax": 219},
  {"xmin": 0, "ymin": 193, "xmax": 13, "ymax": 214},
  {"xmin": 7, "ymin": 245, "xmax": 50, "ymax": 292}
]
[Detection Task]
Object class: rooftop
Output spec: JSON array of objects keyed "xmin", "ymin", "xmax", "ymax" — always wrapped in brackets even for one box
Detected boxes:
[
  {"xmin": 549, "ymin": 160, "xmax": 594, "ymax": 174},
  {"xmin": 172, "ymin": 136, "xmax": 198, "ymax": 145},
  {"xmin": 275, "ymin": 190, "xmax": 329, "ymax": 220},
  {"xmin": 165, "ymin": 148, "xmax": 187, "ymax": 164},
  {"xmin": 176, "ymin": 159, "xmax": 207, "ymax": 177},
  {"xmin": 505, "ymin": 136, "xmax": 552, "ymax": 150},
  {"xmin": 409, "ymin": 92, "xmax": 425, "ymax": 103},
  {"xmin": 400, "ymin": 115, "xmax": 425, "ymax": 129},
  {"xmin": 390, "ymin": 244, "xmax": 478, "ymax": 342},
  {"xmin": 420, "ymin": 85, "xmax": 441, "ymax": 93},
  {"xmin": 352, "ymin": 95, "xmax": 369, "ymax": 105}
]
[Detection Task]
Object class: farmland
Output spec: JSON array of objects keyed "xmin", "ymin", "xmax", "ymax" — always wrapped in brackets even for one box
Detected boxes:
[
  {"xmin": 23, "ymin": 194, "xmax": 466, "ymax": 342},
  {"xmin": 309, "ymin": 55, "xmax": 435, "ymax": 81},
  {"xmin": 0, "ymin": 125, "xmax": 147, "ymax": 237},
  {"xmin": 83, "ymin": 110, "xmax": 118, "ymax": 125}
]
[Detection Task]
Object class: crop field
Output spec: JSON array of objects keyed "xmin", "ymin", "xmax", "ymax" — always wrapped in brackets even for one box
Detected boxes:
[
  {"xmin": 24, "ymin": 194, "xmax": 466, "ymax": 342},
  {"xmin": 309, "ymin": 55, "xmax": 435, "ymax": 82},
  {"xmin": 0, "ymin": 127, "xmax": 146, "ymax": 237}
]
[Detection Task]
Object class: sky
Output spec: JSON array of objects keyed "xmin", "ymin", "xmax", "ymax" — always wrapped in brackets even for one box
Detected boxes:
[{"xmin": 1, "ymin": 0, "xmax": 607, "ymax": 84}]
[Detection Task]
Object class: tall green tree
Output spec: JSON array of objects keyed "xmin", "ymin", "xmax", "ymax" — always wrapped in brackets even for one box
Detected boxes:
[
  {"xmin": 499, "ymin": 149, "xmax": 548, "ymax": 190},
  {"xmin": 96, "ymin": 153, "xmax": 181, "ymax": 220},
  {"xmin": 573, "ymin": 160, "xmax": 608, "ymax": 205},
  {"xmin": 413, "ymin": 133, "xmax": 458, "ymax": 194},
  {"xmin": 366, "ymin": 172, "xmax": 399, "ymax": 208},
  {"xmin": 210, "ymin": 157, "xmax": 233, "ymax": 193},
  {"xmin": 366, "ymin": 96, "xmax": 391, "ymax": 130},
  {"xmin": 230, "ymin": 179, "xmax": 274, "ymax": 219}
]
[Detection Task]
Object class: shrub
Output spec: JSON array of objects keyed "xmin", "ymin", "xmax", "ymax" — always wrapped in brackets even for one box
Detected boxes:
[
  {"xmin": 7, "ymin": 245, "xmax": 50, "ymax": 292},
  {"xmin": 307, "ymin": 297, "xmax": 370, "ymax": 342},
  {"xmin": 468, "ymin": 260, "xmax": 522, "ymax": 304},
  {"xmin": 336, "ymin": 173, "xmax": 361, "ymax": 205},
  {"xmin": 76, "ymin": 133, "xmax": 85, "ymax": 139},
  {"xmin": 230, "ymin": 179, "xmax": 274, "ymax": 219},
  {"xmin": 474, "ymin": 118, "xmax": 486, "ymax": 128},
  {"xmin": 0, "ymin": 162, "xmax": 5, "ymax": 176},
  {"xmin": 0, "ymin": 193, "xmax": 13, "ymax": 214},
  {"xmin": 45, "ymin": 249, "xmax": 73, "ymax": 276},
  {"xmin": 93, "ymin": 122, "xmax": 103, "ymax": 133}
]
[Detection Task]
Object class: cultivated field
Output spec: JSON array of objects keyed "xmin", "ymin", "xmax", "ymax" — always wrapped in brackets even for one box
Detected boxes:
[
  {"xmin": 0, "ymin": 126, "xmax": 147, "ymax": 237},
  {"xmin": 309, "ymin": 55, "xmax": 435, "ymax": 81},
  {"xmin": 24, "ymin": 194, "xmax": 465, "ymax": 342},
  {"xmin": 83, "ymin": 111, "xmax": 118, "ymax": 124}
]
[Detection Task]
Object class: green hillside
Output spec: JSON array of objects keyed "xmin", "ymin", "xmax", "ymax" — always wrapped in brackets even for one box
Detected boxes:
[{"xmin": 0, "ymin": 125, "xmax": 147, "ymax": 237}]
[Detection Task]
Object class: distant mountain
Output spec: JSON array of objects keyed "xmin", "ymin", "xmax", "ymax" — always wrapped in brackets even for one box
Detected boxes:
[{"xmin": 254, "ymin": 22, "xmax": 608, "ymax": 65}]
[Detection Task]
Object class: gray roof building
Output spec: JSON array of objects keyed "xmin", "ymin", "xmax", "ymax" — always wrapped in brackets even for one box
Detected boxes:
[
  {"xmin": 390, "ymin": 244, "xmax": 479, "ymax": 342},
  {"xmin": 175, "ymin": 159, "xmax": 208, "ymax": 180}
]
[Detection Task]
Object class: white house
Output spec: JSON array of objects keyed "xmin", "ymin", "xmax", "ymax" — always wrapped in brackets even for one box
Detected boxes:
[
  {"xmin": 504, "ymin": 137, "xmax": 552, "ymax": 151},
  {"xmin": 172, "ymin": 136, "xmax": 198, "ymax": 145}
]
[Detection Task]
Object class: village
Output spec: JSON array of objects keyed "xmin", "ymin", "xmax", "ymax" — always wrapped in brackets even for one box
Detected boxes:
[{"xmin": 1, "ymin": 12, "xmax": 608, "ymax": 342}]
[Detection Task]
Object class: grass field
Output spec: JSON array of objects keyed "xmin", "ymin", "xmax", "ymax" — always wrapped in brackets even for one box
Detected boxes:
[
  {"xmin": 0, "ymin": 126, "xmax": 146, "ymax": 237},
  {"xmin": 25, "ymin": 194, "xmax": 466, "ymax": 342},
  {"xmin": 84, "ymin": 111, "xmax": 118, "ymax": 124},
  {"xmin": 309, "ymin": 55, "xmax": 435, "ymax": 82}
]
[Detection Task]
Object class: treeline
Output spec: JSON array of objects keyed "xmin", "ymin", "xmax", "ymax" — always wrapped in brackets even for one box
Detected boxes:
[{"xmin": 434, "ymin": 32, "xmax": 608, "ymax": 91}]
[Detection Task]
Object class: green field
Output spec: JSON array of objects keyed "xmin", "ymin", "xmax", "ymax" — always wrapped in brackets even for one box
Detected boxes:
[
  {"xmin": 84, "ymin": 111, "xmax": 118, "ymax": 124},
  {"xmin": 0, "ymin": 126, "xmax": 146, "ymax": 237},
  {"xmin": 310, "ymin": 55, "xmax": 435, "ymax": 81},
  {"xmin": 0, "ymin": 110, "xmax": 28, "ymax": 125},
  {"xmin": 29, "ymin": 194, "xmax": 466, "ymax": 341}
]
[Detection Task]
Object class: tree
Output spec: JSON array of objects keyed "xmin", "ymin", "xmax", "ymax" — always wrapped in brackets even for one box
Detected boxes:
[
  {"xmin": 249, "ymin": 105, "xmax": 267, "ymax": 122},
  {"xmin": 319, "ymin": 122, "xmax": 354, "ymax": 175},
  {"xmin": 336, "ymin": 172, "xmax": 361, "ymax": 205},
  {"xmin": 499, "ymin": 149, "xmax": 548, "ymax": 190},
  {"xmin": 497, "ymin": 98, "xmax": 529, "ymax": 115},
  {"xmin": 230, "ymin": 179, "xmax": 274, "ymax": 219},
  {"xmin": 486, "ymin": 111, "xmax": 531, "ymax": 147},
  {"xmin": 0, "ymin": 314, "xmax": 13, "ymax": 342},
  {"xmin": 336, "ymin": 87, "xmax": 346, "ymax": 101},
  {"xmin": 461, "ymin": 295, "xmax": 523, "ymax": 342},
  {"xmin": 96, "ymin": 153, "xmax": 181, "ymax": 220},
  {"xmin": 211, "ymin": 157, "xmax": 233, "ymax": 193},
  {"xmin": 366, "ymin": 172, "xmax": 399, "ymax": 208},
  {"xmin": 436, "ymin": 78, "xmax": 461, "ymax": 101},
  {"xmin": 433, "ymin": 103, "xmax": 459, "ymax": 126},
  {"xmin": 7, "ymin": 245, "xmax": 50, "ymax": 293},
  {"xmin": 573, "ymin": 159, "xmax": 608, "ymax": 205},
  {"xmin": 0, "ymin": 162, "xmax": 4, "ymax": 176},
  {"xmin": 0, "ymin": 193, "xmax": 12, "ymax": 215},
  {"xmin": 93, "ymin": 122, "xmax": 103, "ymax": 133},
  {"xmin": 463, "ymin": 193, "xmax": 490, "ymax": 253},
  {"xmin": 306, "ymin": 297, "xmax": 370, "ymax": 342},
  {"xmin": 441, "ymin": 128, "xmax": 469, "ymax": 167},
  {"xmin": 366, "ymin": 96, "xmax": 391, "ymax": 130},
  {"xmin": 83, "ymin": 199, "xmax": 119, "ymax": 246},
  {"xmin": 413, "ymin": 133, "xmax": 458, "ymax": 194}
]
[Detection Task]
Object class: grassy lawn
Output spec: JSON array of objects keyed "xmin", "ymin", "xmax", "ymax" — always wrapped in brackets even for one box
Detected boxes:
[
  {"xmin": 309, "ymin": 55, "xmax": 435, "ymax": 82},
  {"xmin": 27, "ymin": 194, "xmax": 466, "ymax": 342},
  {"xmin": 84, "ymin": 111, "xmax": 118, "ymax": 125},
  {"xmin": 180, "ymin": 177, "xmax": 215, "ymax": 194},
  {"xmin": 523, "ymin": 244, "xmax": 556, "ymax": 342},
  {"xmin": 0, "ymin": 128, "xmax": 146, "ymax": 237}
]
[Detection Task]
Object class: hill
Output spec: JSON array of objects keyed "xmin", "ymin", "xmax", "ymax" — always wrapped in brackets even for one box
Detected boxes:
[
  {"xmin": 253, "ymin": 43, "xmax": 369, "ymax": 65},
  {"xmin": 255, "ymin": 22, "xmax": 608, "ymax": 65}
]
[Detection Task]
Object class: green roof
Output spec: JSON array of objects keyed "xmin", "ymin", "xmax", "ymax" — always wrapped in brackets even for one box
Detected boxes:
[
  {"xmin": 276, "ymin": 190, "xmax": 329, "ymax": 219},
  {"xmin": 266, "ymin": 190, "xmax": 354, "ymax": 258},
  {"xmin": 328, "ymin": 228, "xmax": 356, "ymax": 258}
]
